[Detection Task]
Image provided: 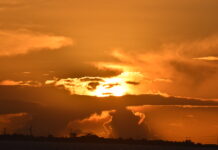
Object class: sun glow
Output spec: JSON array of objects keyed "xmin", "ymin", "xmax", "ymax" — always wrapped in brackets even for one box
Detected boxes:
[
  {"xmin": 93, "ymin": 78, "xmax": 127, "ymax": 97},
  {"xmin": 46, "ymin": 72, "xmax": 144, "ymax": 97}
]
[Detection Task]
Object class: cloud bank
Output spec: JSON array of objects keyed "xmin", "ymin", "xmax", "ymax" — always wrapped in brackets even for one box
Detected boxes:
[{"xmin": 0, "ymin": 86, "xmax": 217, "ymax": 143}]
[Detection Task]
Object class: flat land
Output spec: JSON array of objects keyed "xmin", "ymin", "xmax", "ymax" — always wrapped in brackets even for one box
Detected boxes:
[{"xmin": 0, "ymin": 141, "xmax": 217, "ymax": 150}]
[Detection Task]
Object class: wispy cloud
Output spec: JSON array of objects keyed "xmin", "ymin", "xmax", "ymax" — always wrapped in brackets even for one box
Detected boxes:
[
  {"xmin": 193, "ymin": 56, "xmax": 218, "ymax": 61},
  {"xmin": 0, "ymin": 80, "xmax": 42, "ymax": 87},
  {"xmin": 90, "ymin": 35, "xmax": 218, "ymax": 99},
  {"xmin": 0, "ymin": 30, "xmax": 73, "ymax": 56}
]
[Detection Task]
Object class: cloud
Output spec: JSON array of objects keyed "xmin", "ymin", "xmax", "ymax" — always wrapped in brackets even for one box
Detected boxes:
[
  {"xmin": 193, "ymin": 56, "xmax": 218, "ymax": 61},
  {"xmin": 0, "ymin": 0, "xmax": 26, "ymax": 8},
  {"xmin": 0, "ymin": 80, "xmax": 24, "ymax": 86},
  {"xmin": 66, "ymin": 108, "xmax": 151, "ymax": 139},
  {"xmin": 91, "ymin": 35, "xmax": 218, "ymax": 99},
  {"xmin": 126, "ymin": 81, "xmax": 140, "ymax": 85},
  {"xmin": 110, "ymin": 107, "xmax": 150, "ymax": 139},
  {"xmin": 163, "ymin": 35, "xmax": 218, "ymax": 57},
  {"xmin": 66, "ymin": 110, "xmax": 115, "ymax": 138},
  {"xmin": 0, "ymin": 0, "xmax": 46, "ymax": 10},
  {"xmin": 0, "ymin": 80, "xmax": 41, "ymax": 87},
  {"xmin": 0, "ymin": 85, "xmax": 217, "ymax": 142},
  {"xmin": 0, "ymin": 0, "xmax": 27, "ymax": 5},
  {"xmin": 0, "ymin": 112, "xmax": 32, "ymax": 134},
  {"xmin": 0, "ymin": 30, "xmax": 73, "ymax": 56},
  {"xmin": 127, "ymin": 105, "xmax": 218, "ymax": 144},
  {"xmin": 45, "ymin": 72, "xmax": 144, "ymax": 96}
]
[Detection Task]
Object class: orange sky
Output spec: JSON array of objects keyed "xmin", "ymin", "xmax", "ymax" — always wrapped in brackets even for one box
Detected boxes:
[{"xmin": 0, "ymin": 0, "xmax": 218, "ymax": 144}]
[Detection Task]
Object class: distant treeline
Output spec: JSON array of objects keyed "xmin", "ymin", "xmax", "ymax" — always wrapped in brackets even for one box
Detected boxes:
[{"xmin": 0, "ymin": 133, "xmax": 217, "ymax": 148}]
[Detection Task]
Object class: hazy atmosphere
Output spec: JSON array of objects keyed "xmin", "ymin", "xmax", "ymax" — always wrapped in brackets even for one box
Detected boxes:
[{"xmin": 0, "ymin": 0, "xmax": 218, "ymax": 144}]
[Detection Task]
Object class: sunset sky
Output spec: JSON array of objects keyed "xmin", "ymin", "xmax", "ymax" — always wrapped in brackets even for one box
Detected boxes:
[{"xmin": 0, "ymin": 0, "xmax": 218, "ymax": 144}]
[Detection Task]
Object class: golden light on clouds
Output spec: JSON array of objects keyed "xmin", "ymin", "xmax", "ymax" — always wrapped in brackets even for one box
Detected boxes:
[
  {"xmin": 46, "ymin": 72, "xmax": 144, "ymax": 97},
  {"xmin": 193, "ymin": 56, "xmax": 218, "ymax": 61},
  {"xmin": 1, "ymin": 0, "xmax": 218, "ymax": 145},
  {"xmin": 93, "ymin": 78, "xmax": 127, "ymax": 97},
  {"xmin": 66, "ymin": 110, "xmax": 115, "ymax": 137},
  {"xmin": 0, "ymin": 30, "xmax": 73, "ymax": 56}
]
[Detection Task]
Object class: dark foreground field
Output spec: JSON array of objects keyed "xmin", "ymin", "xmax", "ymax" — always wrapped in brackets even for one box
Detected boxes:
[{"xmin": 0, "ymin": 141, "xmax": 217, "ymax": 150}]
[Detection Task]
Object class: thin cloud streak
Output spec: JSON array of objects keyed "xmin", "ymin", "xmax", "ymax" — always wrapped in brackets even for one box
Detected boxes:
[
  {"xmin": 0, "ymin": 80, "xmax": 42, "ymax": 87},
  {"xmin": 193, "ymin": 56, "xmax": 218, "ymax": 61}
]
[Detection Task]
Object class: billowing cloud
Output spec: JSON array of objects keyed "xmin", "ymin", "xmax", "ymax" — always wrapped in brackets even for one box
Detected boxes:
[
  {"xmin": 110, "ymin": 107, "xmax": 150, "ymax": 139},
  {"xmin": 66, "ymin": 110, "xmax": 115, "ymax": 138},
  {"xmin": 0, "ymin": 30, "xmax": 73, "ymax": 56},
  {"xmin": 66, "ymin": 108, "xmax": 151, "ymax": 139}
]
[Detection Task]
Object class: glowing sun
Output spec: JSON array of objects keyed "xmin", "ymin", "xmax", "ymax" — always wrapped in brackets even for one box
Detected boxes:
[{"xmin": 93, "ymin": 78, "xmax": 127, "ymax": 97}]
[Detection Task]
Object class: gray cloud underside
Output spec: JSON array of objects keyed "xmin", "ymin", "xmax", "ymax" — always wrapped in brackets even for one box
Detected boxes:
[{"xmin": 0, "ymin": 86, "xmax": 217, "ymax": 136}]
